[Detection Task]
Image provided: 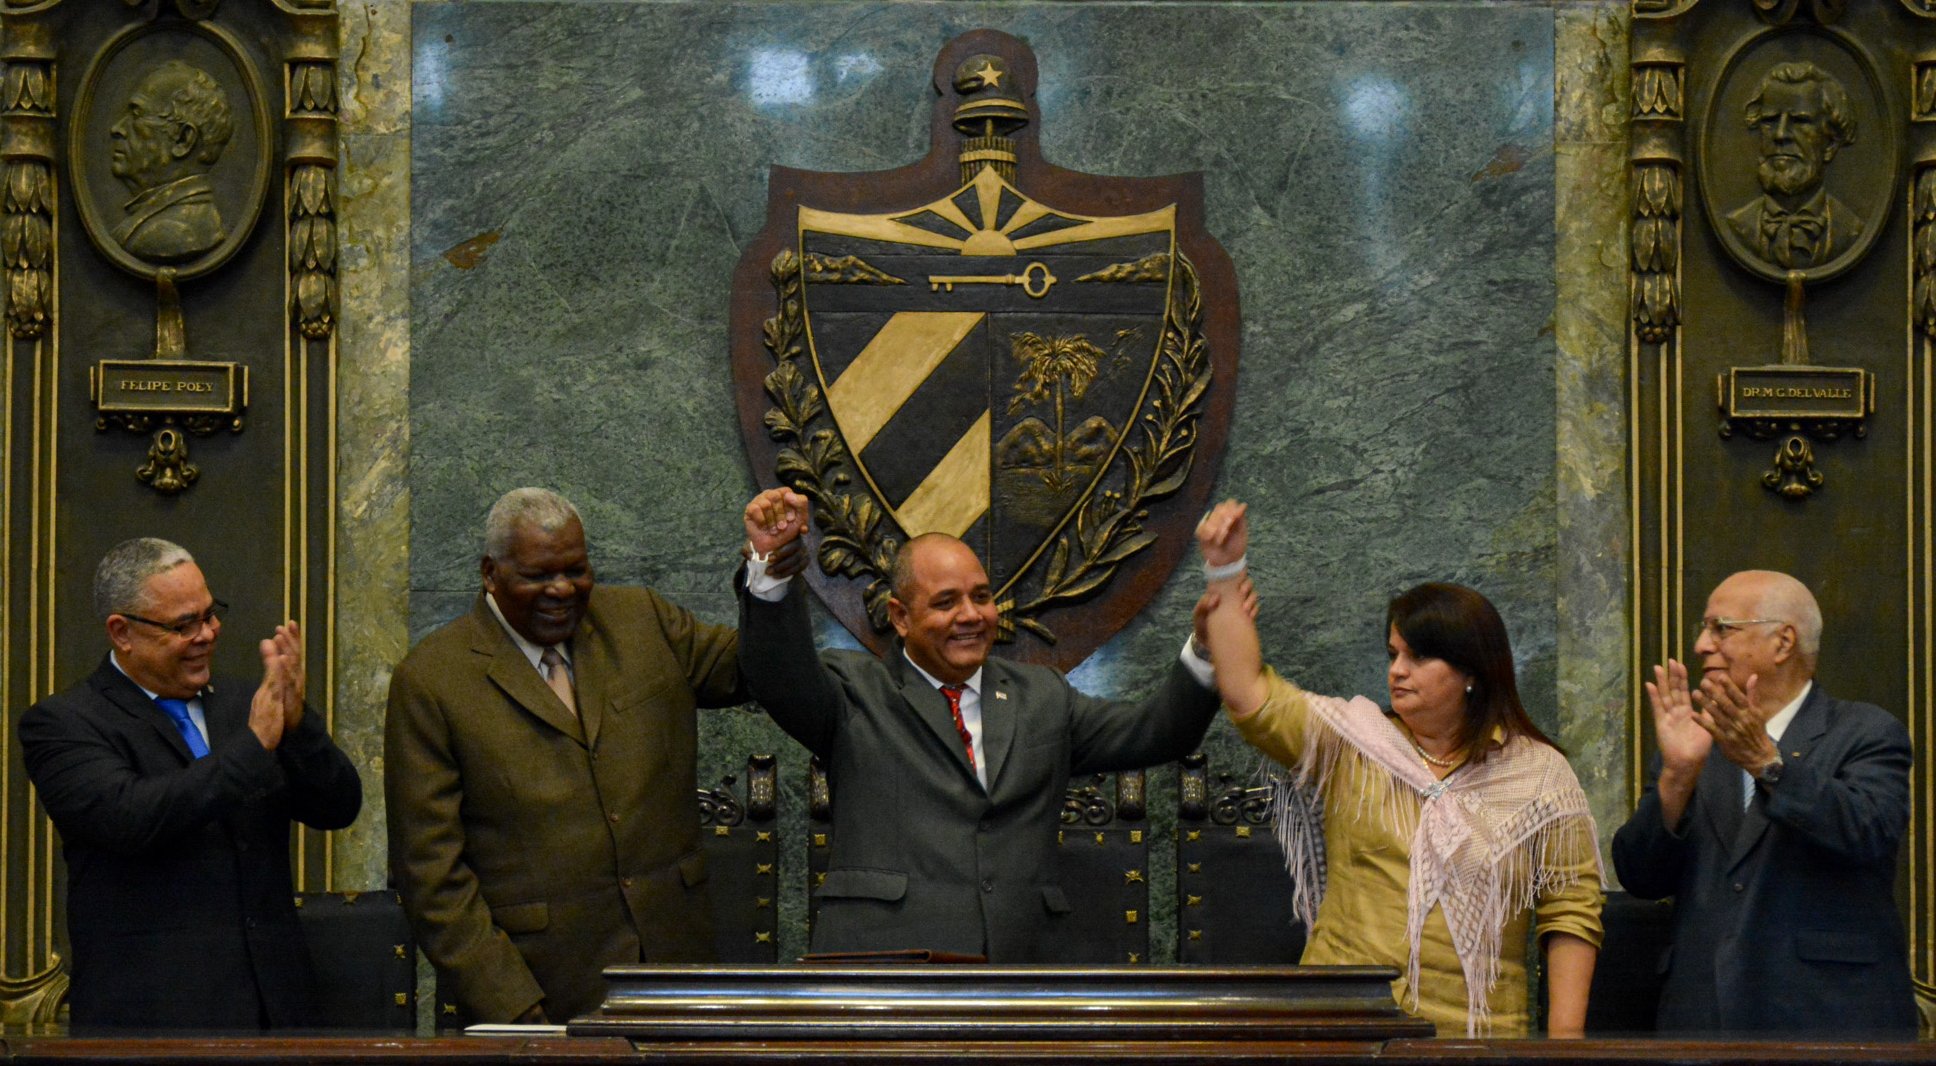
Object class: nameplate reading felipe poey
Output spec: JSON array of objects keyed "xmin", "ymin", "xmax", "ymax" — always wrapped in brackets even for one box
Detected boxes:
[
  {"xmin": 729, "ymin": 30, "xmax": 1240, "ymax": 671},
  {"xmin": 89, "ymin": 358, "xmax": 248, "ymax": 494},
  {"xmin": 91, "ymin": 359, "xmax": 247, "ymax": 416}
]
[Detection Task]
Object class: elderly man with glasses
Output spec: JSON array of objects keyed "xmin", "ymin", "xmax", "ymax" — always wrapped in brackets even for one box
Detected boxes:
[
  {"xmin": 17, "ymin": 537, "xmax": 361, "ymax": 1030},
  {"xmin": 1612, "ymin": 569, "xmax": 1915, "ymax": 1035}
]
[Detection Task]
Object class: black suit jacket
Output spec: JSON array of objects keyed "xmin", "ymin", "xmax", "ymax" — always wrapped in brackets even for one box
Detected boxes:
[
  {"xmin": 741, "ymin": 579, "xmax": 1219, "ymax": 959},
  {"xmin": 18, "ymin": 657, "xmax": 361, "ymax": 1029},
  {"xmin": 1611, "ymin": 684, "xmax": 1916, "ymax": 1034}
]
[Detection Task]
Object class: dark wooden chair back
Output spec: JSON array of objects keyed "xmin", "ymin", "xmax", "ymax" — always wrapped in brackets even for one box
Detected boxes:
[
  {"xmin": 295, "ymin": 889, "xmax": 417, "ymax": 1031},
  {"xmin": 1175, "ymin": 752, "xmax": 1307, "ymax": 963}
]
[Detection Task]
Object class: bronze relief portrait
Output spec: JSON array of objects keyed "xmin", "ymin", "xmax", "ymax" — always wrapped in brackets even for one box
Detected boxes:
[
  {"xmin": 109, "ymin": 59, "xmax": 233, "ymax": 262},
  {"xmin": 1699, "ymin": 29, "xmax": 1896, "ymax": 284},
  {"xmin": 69, "ymin": 21, "xmax": 271, "ymax": 280}
]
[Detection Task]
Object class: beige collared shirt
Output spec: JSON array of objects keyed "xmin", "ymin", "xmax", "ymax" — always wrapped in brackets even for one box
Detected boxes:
[{"xmin": 484, "ymin": 593, "xmax": 572, "ymax": 684}]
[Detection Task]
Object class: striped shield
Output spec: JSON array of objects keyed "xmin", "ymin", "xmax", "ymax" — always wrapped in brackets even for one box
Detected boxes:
[
  {"xmin": 735, "ymin": 31, "xmax": 1236, "ymax": 669},
  {"xmin": 795, "ymin": 166, "xmax": 1178, "ymax": 610}
]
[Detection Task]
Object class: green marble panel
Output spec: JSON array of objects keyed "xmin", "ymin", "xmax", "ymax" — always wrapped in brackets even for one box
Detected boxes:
[
  {"xmin": 408, "ymin": 0, "xmax": 1559, "ymax": 964},
  {"xmin": 1554, "ymin": 0, "xmax": 1635, "ymax": 867},
  {"xmin": 334, "ymin": 0, "xmax": 415, "ymax": 895}
]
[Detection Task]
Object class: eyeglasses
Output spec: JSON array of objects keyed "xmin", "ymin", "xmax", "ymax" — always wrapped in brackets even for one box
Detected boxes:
[
  {"xmin": 121, "ymin": 599, "xmax": 227, "ymax": 639},
  {"xmin": 1693, "ymin": 617, "xmax": 1781, "ymax": 643}
]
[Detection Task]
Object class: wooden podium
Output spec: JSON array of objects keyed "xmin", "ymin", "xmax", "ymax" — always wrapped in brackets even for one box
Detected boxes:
[{"xmin": 570, "ymin": 964, "xmax": 1435, "ymax": 1043}]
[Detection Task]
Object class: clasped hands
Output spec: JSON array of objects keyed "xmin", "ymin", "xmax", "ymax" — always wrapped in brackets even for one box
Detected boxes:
[
  {"xmin": 1196, "ymin": 500, "xmax": 1247, "ymax": 571},
  {"xmin": 1644, "ymin": 659, "xmax": 1779, "ymax": 777},
  {"xmin": 1191, "ymin": 500, "xmax": 1258, "ymax": 650},
  {"xmin": 744, "ymin": 487, "xmax": 811, "ymax": 580}
]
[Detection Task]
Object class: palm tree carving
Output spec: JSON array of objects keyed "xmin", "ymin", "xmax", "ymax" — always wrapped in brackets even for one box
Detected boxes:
[{"xmin": 1006, "ymin": 331, "xmax": 1104, "ymax": 493}]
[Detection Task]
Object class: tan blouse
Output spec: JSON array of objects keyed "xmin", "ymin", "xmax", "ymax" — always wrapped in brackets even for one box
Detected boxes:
[{"xmin": 1233, "ymin": 668, "xmax": 1603, "ymax": 1036}]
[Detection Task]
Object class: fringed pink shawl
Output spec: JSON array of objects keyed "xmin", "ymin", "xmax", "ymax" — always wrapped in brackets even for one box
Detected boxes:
[{"xmin": 1268, "ymin": 689, "xmax": 1599, "ymax": 1035}]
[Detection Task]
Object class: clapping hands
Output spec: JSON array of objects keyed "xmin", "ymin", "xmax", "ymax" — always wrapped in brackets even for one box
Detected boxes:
[
  {"xmin": 248, "ymin": 621, "xmax": 305, "ymax": 750},
  {"xmin": 1645, "ymin": 658, "xmax": 1776, "ymax": 775}
]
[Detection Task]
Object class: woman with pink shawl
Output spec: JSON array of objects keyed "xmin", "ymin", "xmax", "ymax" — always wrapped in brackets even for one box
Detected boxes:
[{"xmin": 1196, "ymin": 501, "xmax": 1603, "ymax": 1037}]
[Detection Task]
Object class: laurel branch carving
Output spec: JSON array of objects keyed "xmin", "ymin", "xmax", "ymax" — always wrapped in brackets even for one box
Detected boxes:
[
  {"xmin": 1916, "ymin": 165, "xmax": 1936, "ymax": 338},
  {"xmin": 762, "ymin": 250, "xmax": 901, "ymax": 630},
  {"xmin": 1632, "ymin": 163, "xmax": 1682, "ymax": 344},
  {"xmin": 289, "ymin": 61, "xmax": 337, "ymax": 340},
  {"xmin": 4, "ymin": 60, "xmax": 53, "ymax": 339}
]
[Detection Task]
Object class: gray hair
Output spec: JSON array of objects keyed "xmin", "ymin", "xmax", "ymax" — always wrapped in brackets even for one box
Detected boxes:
[
  {"xmin": 93, "ymin": 537, "xmax": 194, "ymax": 620},
  {"xmin": 483, "ymin": 488, "xmax": 583, "ymax": 561},
  {"xmin": 1750, "ymin": 570, "xmax": 1824, "ymax": 660}
]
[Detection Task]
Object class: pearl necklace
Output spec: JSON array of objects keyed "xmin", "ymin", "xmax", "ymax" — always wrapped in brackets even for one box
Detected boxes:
[{"xmin": 1407, "ymin": 733, "xmax": 1459, "ymax": 768}]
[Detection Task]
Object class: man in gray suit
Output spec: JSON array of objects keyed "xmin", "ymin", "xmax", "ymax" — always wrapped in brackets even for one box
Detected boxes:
[
  {"xmin": 1612, "ymin": 570, "xmax": 1915, "ymax": 1034},
  {"xmin": 738, "ymin": 487, "xmax": 1225, "ymax": 959}
]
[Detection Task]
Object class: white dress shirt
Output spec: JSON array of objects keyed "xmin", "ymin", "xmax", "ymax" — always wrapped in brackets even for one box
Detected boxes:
[
  {"xmin": 110, "ymin": 651, "xmax": 209, "ymax": 744},
  {"xmin": 898, "ymin": 655, "xmax": 988, "ymax": 789},
  {"xmin": 1744, "ymin": 680, "xmax": 1811, "ymax": 807}
]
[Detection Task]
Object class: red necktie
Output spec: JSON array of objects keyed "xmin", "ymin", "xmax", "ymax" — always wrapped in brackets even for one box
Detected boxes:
[{"xmin": 940, "ymin": 683, "xmax": 976, "ymax": 771}]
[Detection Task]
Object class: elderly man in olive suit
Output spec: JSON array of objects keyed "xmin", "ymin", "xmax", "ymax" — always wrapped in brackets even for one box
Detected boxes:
[{"xmin": 387, "ymin": 488, "xmax": 796, "ymax": 1023}]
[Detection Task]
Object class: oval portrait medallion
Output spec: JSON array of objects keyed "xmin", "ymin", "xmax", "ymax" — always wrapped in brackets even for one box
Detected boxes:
[
  {"xmin": 1699, "ymin": 26, "xmax": 1897, "ymax": 285},
  {"xmin": 68, "ymin": 20, "xmax": 272, "ymax": 281}
]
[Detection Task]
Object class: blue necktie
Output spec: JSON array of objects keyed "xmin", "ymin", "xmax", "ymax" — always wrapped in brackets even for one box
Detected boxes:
[{"xmin": 155, "ymin": 698, "xmax": 209, "ymax": 759}]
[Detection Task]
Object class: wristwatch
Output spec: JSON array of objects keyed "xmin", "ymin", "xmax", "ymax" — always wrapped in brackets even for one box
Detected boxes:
[{"xmin": 1755, "ymin": 756, "xmax": 1785, "ymax": 786}]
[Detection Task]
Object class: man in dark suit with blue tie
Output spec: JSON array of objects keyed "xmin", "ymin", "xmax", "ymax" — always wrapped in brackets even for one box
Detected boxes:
[
  {"xmin": 1612, "ymin": 569, "xmax": 1916, "ymax": 1034},
  {"xmin": 17, "ymin": 537, "xmax": 361, "ymax": 1029},
  {"xmin": 738, "ymin": 488, "xmax": 1226, "ymax": 959}
]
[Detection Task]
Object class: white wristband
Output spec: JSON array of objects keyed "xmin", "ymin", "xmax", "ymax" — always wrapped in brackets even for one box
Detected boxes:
[{"xmin": 1202, "ymin": 554, "xmax": 1247, "ymax": 582}]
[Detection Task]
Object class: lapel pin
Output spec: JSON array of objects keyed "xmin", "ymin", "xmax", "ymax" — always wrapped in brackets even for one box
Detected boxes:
[{"xmin": 995, "ymin": 691, "xmax": 1009, "ymax": 700}]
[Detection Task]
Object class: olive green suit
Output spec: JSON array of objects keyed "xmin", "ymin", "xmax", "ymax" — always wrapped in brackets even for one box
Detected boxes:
[{"xmin": 385, "ymin": 587, "xmax": 741, "ymax": 1023}]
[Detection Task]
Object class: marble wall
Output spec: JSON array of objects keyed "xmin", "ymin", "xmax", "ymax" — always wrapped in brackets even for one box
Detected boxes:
[
  {"xmin": 330, "ymin": 0, "xmax": 1631, "ymax": 968},
  {"xmin": 334, "ymin": 0, "xmax": 415, "ymax": 894}
]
